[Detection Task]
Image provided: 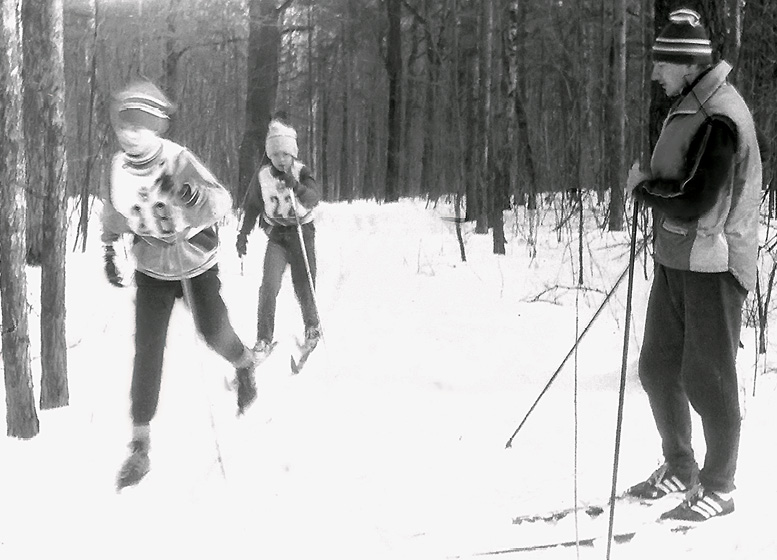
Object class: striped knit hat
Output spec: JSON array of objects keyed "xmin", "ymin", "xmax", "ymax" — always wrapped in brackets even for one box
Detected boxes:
[
  {"xmin": 111, "ymin": 81, "xmax": 175, "ymax": 134},
  {"xmin": 652, "ymin": 8, "xmax": 713, "ymax": 65}
]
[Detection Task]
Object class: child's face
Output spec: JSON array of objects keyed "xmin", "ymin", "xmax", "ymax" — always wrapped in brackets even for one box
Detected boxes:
[
  {"xmin": 268, "ymin": 149, "xmax": 293, "ymax": 173},
  {"xmin": 115, "ymin": 124, "xmax": 160, "ymax": 155}
]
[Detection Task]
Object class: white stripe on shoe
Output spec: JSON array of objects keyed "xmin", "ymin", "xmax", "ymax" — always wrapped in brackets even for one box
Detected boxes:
[
  {"xmin": 656, "ymin": 475, "xmax": 687, "ymax": 494},
  {"xmin": 690, "ymin": 495, "xmax": 725, "ymax": 519}
]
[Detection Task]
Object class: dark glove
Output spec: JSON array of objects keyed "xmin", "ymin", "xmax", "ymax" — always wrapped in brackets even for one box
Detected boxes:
[
  {"xmin": 280, "ymin": 171, "xmax": 301, "ymax": 194},
  {"xmin": 103, "ymin": 245, "xmax": 123, "ymax": 287},
  {"xmin": 236, "ymin": 233, "xmax": 247, "ymax": 257},
  {"xmin": 157, "ymin": 173, "xmax": 200, "ymax": 207}
]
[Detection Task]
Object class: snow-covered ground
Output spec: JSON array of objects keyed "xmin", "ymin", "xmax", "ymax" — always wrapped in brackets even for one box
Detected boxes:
[{"xmin": 1, "ymin": 197, "xmax": 776, "ymax": 559}]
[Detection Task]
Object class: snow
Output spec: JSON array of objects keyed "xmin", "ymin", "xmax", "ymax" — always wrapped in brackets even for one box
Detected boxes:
[{"xmin": 2, "ymin": 197, "xmax": 776, "ymax": 559}]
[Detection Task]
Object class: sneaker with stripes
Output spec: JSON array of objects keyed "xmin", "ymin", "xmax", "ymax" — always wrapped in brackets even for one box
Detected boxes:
[
  {"xmin": 626, "ymin": 463, "xmax": 696, "ymax": 500},
  {"xmin": 659, "ymin": 485, "xmax": 735, "ymax": 522}
]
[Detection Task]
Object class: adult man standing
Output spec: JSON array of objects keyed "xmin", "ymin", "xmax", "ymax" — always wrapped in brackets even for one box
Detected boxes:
[{"xmin": 626, "ymin": 8, "xmax": 762, "ymax": 522}]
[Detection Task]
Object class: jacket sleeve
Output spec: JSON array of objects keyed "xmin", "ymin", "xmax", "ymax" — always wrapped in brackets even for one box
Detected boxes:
[
  {"xmin": 238, "ymin": 171, "xmax": 265, "ymax": 236},
  {"xmin": 294, "ymin": 165, "xmax": 321, "ymax": 208},
  {"xmin": 99, "ymin": 160, "xmax": 131, "ymax": 245},
  {"xmin": 173, "ymin": 149, "xmax": 232, "ymax": 229},
  {"xmin": 634, "ymin": 116, "xmax": 737, "ymax": 221}
]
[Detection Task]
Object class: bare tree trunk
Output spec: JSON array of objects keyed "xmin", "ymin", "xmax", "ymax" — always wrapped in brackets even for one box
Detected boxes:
[
  {"xmin": 341, "ymin": 33, "xmax": 352, "ymax": 202},
  {"xmin": 237, "ymin": 0, "xmax": 283, "ymax": 207},
  {"xmin": 608, "ymin": 0, "xmax": 627, "ymax": 231},
  {"xmin": 74, "ymin": 0, "xmax": 99, "ymax": 253},
  {"xmin": 1, "ymin": 0, "xmax": 39, "ymax": 438},
  {"xmin": 451, "ymin": 0, "xmax": 467, "ymax": 262},
  {"xmin": 306, "ymin": 1, "xmax": 315, "ymax": 170},
  {"xmin": 22, "ymin": 0, "xmax": 70, "ymax": 409},
  {"xmin": 384, "ymin": 0, "xmax": 402, "ymax": 202},
  {"xmin": 639, "ymin": 0, "xmax": 653, "ymax": 164},
  {"xmin": 650, "ymin": 0, "xmax": 674, "ymax": 148},
  {"xmin": 22, "ymin": 0, "xmax": 44, "ymax": 267},
  {"xmin": 320, "ymin": 85, "xmax": 330, "ymax": 200},
  {"xmin": 364, "ymin": 105, "xmax": 377, "ymax": 200},
  {"xmin": 163, "ymin": 0, "xmax": 182, "ymax": 104}
]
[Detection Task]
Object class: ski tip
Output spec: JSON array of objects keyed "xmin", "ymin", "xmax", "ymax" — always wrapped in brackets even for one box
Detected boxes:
[{"xmin": 290, "ymin": 357, "xmax": 300, "ymax": 375}]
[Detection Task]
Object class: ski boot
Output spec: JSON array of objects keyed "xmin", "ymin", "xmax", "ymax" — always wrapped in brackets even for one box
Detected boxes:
[
  {"xmin": 116, "ymin": 438, "xmax": 150, "ymax": 491},
  {"xmin": 253, "ymin": 339, "xmax": 278, "ymax": 364},
  {"xmin": 236, "ymin": 353, "xmax": 258, "ymax": 415},
  {"xmin": 303, "ymin": 325, "xmax": 321, "ymax": 351}
]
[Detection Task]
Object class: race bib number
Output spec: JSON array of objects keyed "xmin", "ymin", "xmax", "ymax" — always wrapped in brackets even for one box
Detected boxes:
[
  {"xmin": 267, "ymin": 190, "xmax": 296, "ymax": 220},
  {"xmin": 112, "ymin": 165, "xmax": 184, "ymax": 242}
]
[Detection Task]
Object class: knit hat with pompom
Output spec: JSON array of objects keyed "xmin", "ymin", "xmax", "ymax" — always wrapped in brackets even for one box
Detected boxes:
[{"xmin": 652, "ymin": 8, "xmax": 713, "ymax": 65}]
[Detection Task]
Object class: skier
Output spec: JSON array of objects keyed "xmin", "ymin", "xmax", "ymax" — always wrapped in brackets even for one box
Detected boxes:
[
  {"xmin": 236, "ymin": 114, "xmax": 321, "ymax": 360},
  {"xmin": 626, "ymin": 8, "xmax": 762, "ymax": 522},
  {"xmin": 101, "ymin": 80, "xmax": 259, "ymax": 490}
]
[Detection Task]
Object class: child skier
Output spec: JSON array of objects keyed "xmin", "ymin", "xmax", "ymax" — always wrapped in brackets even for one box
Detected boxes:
[
  {"xmin": 101, "ymin": 80, "xmax": 258, "ymax": 490},
  {"xmin": 236, "ymin": 116, "xmax": 321, "ymax": 359}
]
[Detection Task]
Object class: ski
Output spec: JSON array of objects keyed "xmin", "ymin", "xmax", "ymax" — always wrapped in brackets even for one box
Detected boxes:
[
  {"xmin": 290, "ymin": 338, "xmax": 318, "ymax": 374},
  {"xmin": 474, "ymin": 493, "xmax": 685, "ymax": 555}
]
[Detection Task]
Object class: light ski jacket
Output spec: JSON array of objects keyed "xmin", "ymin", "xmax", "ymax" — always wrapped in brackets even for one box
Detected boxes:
[{"xmin": 100, "ymin": 138, "xmax": 232, "ymax": 280}]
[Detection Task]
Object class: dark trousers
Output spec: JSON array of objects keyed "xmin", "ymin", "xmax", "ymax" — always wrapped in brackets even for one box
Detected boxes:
[
  {"xmin": 256, "ymin": 223, "xmax": 319, "ymax": 342},
  {"xmin": 638, "ymin": 264, "xmax": 747, "ymax": 493},
  {"xmin": 131, "ymin": 266, "xmax": 245, "ymax": 425}
]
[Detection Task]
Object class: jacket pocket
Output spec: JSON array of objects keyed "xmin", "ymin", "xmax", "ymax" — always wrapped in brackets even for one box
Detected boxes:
[{"xmin": 662, "ymin": 218, "xmax": 690, "ymax": 236}]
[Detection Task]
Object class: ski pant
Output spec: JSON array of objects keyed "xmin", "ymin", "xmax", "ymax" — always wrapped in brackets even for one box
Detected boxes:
[
  {"xmin": 256, "ymin": 222, "xmax": 318, "ymax": 343},
  {"xmin": 638, "ymin": 264, "xmax": 747, "ymax": 493},
  {"xmin": 131, "ymin": 266, "xmax": 246, "ymax": 425}
]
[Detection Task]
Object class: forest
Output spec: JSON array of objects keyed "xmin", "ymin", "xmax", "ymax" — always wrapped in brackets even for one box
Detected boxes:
[{"xmin": 2, "ymin": 0, "xmax": 776, "ymax": 438}]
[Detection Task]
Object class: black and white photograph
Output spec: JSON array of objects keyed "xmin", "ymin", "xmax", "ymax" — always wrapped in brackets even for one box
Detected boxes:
[{"xmin": 1, "ymin": 1, "xmax": 776, "ymax": 558}]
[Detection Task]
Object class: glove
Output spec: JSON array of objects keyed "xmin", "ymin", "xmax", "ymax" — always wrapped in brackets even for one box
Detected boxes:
[
  {"xmin": 280, "ymin": 171, "xmax": 301, "ymax": 194},
  {"xmin": 236, "ymin": 233, "xmax": 247, "ymax": 257},
  {"xmin": 103, "ymin": 245, "xmax": 124, "ymax": 287},
  {"xmin": 626, "ymin": 162, "xmax": 650, "ymax": 196},
  {"xmin": 157, "ymin": 173, "xmax": 200, "ymax": 207}
]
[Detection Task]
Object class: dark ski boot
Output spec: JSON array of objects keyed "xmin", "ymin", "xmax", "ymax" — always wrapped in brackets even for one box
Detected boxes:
[{"xmin": 116, "ymin": 438, "xmax": 150, "ymax": 491}]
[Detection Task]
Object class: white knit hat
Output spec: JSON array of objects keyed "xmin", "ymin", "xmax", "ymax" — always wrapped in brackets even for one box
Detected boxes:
[{"xmin": 265, "ymin": 119, "xmax": 298, "ymax": 158}]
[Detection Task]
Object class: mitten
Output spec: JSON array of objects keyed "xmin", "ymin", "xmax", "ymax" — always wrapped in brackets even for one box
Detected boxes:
[
  {"xmin": 103, "ymin": 245, "xmax": 124, "ymax": 287},
  {"xmin": 280, "ymin": 171, "xmax": 301, "ymax": 194},
  {"xmin": 236, "ymin": 233, "xmax": 248, "ymax": 257}
]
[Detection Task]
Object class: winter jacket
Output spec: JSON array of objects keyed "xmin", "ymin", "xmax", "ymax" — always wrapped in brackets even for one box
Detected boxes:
[
  {"xmin": 100, "ymin": 138, "xmax": 232, "ymax": 280},
  {"xmin": 239, "ymin": 161, "xmax": 319, "ymax": 237}
]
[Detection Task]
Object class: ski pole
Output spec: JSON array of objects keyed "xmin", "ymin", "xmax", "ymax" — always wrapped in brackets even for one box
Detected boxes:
[
  {"xmin": 504, "ymin": 236, "xmax": 646, "ymax": 449},
  {"xmin": 173, "ymin": 239, "xmax": 228, "ymax": 482},
  {"xmin": 605, "ymin": 200, "xmax": 640, "ymax": 560},
  {"xmin": 287, "ymin": 162, "xmax": 324, "ymax": 343}
]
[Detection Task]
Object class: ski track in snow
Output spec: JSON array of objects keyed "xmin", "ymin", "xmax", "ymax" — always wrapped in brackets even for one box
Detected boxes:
[{"xmin": 1, "ymin": 198, "xmax": 776, "ymax": 559}]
